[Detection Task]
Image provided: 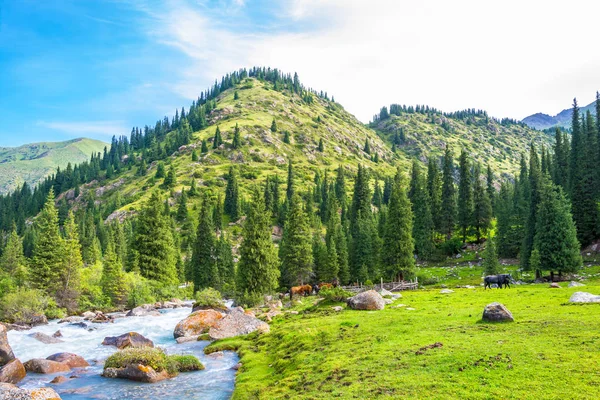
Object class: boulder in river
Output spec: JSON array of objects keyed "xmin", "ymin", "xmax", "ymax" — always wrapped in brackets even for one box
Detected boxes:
[
  {"xmin": 208, "ymin": 307, "xmax": 270, "ymax": 340},
  {"xmin": 102, "ymin": 332, "xmax": 154, "ymax": 349},
  {"xmin": 46, "ymin": 353, "xmax": 89, "ymax": 369},
  {"xmin": 28, "ymin": 332, "xmax": 63, "ymax": 344},
  {"xmin": 0, "ymin": 359, "xmax": 26, "ymax": 384},
  {"xmin": 482, "ymin": 302, "xmax": 514, "ymax": 322},
  {"xmin": 173, "ymin": 310, "xmax": 223, "ymax": 340},
  {"xmin": 347, "ymin": 290, "xmax": 385, "ymax": 310},
  {"xmin": 58, "ymin": 316, "xmax": 83, "ymax": 324},
  {"xmin": 569, "ymin": 291, "xmax": 600, "ymax": 303},
  {"xmin": 126, "ymin": 304, "xmax": 161, "ymax": 317},
  {"xmin": 0, "ymin": 383, "xmax": 62, "ymax": 399},
  {"xmin": 23, "ymin": 358, "xmax": 71, "ymax": 374},
  {"xmin": 0, "ymin": 325, "xmax": 15, "ymax": 366},
  {"xmin": 103, "ymin": 364, "xmax": 170, "ymax": 384}
]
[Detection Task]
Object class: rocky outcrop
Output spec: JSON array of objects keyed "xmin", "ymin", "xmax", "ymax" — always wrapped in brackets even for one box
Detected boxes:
[
  {"xmin": 569, "ymin": 292, "xmax": 600, "ymax": 303},
  {"xmin": 28, "ymin": 332, "xmax": 63, "ymax": 344},
  {"xmin": 46, "ymin": 353, "xmax": 89, "ymax": 369},
  {"xmin": 126, "ymin": 305, "xmax": 161, "ymax": 317},
  {"xmin": 23, "ymin": 359, "xmax": 71, "ymax": 374},
  {"xmin": 208, "ymin": 307, "xmax": 270, "ymax": 340},
  {"xmin": 102, "ymin": 364, "xmax": 170, "ymax": 383},
  {"xmin": 102, "ymin": 332, "xmax": 154, "ymax": 349},
  {"xmin": 0, "ymin": 359, "xmax": 26, "ymax": 384},
  {"xmin": 0, "ymin": 325, "xmax": 15, "ymax": 367},
  {"xmin": 0, "ymin": 383, "xmax": 62, "ymax": 399},
  {"xmin": 482, "ymin": 302, "xmax": 514, "ymax": 322},
  {"xmin": 347, "ymin": 290, "xmax": 385, "ymax": 310},
  {"xmin": 173, "ymin": 310, "xmax": 223, "ymax": 340}
]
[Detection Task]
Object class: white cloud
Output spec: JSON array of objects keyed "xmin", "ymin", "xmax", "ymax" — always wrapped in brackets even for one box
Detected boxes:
[
  {"xmin": 134, "ymin": 0, "xmax": 600, "ymax": 121},
  {"xmin": 37, "ymin": 120, "xmax": 130, "ymax": 137}
]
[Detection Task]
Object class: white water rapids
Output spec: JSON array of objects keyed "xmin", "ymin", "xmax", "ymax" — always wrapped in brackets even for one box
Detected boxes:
[{"xmin": 6, "ymin": 307, "xmax": 238, "ymax": 399}]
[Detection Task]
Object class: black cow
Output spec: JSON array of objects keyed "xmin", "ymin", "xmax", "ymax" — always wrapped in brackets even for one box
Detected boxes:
[{"xmin": 484, "ymin": 274, "xmax": 514, "ymax": 289}]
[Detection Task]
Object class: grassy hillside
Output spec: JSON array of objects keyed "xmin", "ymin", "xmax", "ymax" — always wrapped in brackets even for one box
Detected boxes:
[
  {"xmin": 0, "ymin": 138, "xmax": 107, "ymax": 194},
  {"xmin": 370, "ymin": 111, "xmax": 554, "ymax": 181}
]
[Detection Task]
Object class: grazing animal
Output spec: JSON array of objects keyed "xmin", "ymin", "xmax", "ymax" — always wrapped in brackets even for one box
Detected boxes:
[
  {"xmin": 484, "ymin": 274, "xmax": 514, "ymax": 289},
  {"xmin": 290, "ymin": 285, "xmax": 312, "ymax": 299},
  {"xmin": 319, "ymin": 283, "xmax": 333, "ymax": 290}
]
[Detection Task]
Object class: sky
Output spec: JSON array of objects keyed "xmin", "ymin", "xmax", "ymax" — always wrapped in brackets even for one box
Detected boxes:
[{"xmin": 1, "ymin": 0, "xmax": 600, "ymax": 147}]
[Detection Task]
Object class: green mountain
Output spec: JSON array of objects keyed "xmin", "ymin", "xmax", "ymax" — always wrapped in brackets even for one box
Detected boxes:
[{"xmin": 0, "ymin": 138, "xmax": 108, "ymax": 194}]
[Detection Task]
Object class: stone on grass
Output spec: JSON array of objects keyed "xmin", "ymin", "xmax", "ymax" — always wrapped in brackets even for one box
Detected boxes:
[
  {"xmin": 378, "ymin": 288, "xmax": 393, "ymax": 298},
  {"xmin": 346, "ymin": 290, "xmax": 385, "ymax": 311},
  {"xmin": 568, "ymin": 281, "xmax": 585, "ymax": 288},
  {"xmin": 173, "ymin": 310, "xmax": 223, "ymax": 340},
  {"xmin": 332, "ymin": 306, "xmax": 343, "ymax": 312},
  {"xmin": 549, "ymin": 283, "xmax": 561, "ymax": 288},
  {"xmin": 391, "ymin": 293, "xmax": 402, "ymax": 299},
  {"xmin": 46, "ymin": 353, "xmax": 89, "ymax": 369},
  {"xmin": 569, "ymin": 292, "xmax": 600, "ymax": 303},
  {"xmin": 23, "ymin": 359, "xmax": 71, "ymax": 374},
  {"xmin": 0, "ymin": 325, "xmax": 15, "ymax": 367},
  {"xmin": 208, "ymin": 307, "xmax": 270, "ymax": 340},
  {"xmin": 29, "ymin": 332, "xmax": 63, "ymax": 344},
  {"xmin": 440, "ymin": 289, "xmax": 454, "ymax": 294},
  {"xmin": 482, "ymin": 302, "xmax": 514, "ymax": 322},
  {"xmin": 0, "ymin": 359, "xmax": 26, "ymax": 384},
  {"xmin": 383, "ymin": 299, "xmax": 393, "ymax": 305},
  {"xmin": 102, "ymin": 332, "xmax": 154, "ymax": 349}
]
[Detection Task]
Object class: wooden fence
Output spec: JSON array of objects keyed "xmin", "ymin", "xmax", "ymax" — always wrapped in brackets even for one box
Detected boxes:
[{"xmin": 341, "ymin": 278, "xmax": 419, "ymax": 293}]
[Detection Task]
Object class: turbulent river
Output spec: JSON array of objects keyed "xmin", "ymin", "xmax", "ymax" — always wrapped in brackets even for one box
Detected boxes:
[{"xmin": 7, "ymin": 306, "xmax": 238, "ymax": 400}]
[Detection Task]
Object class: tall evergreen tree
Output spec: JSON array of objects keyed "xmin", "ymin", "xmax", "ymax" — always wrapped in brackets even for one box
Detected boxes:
[
  {"xmin": 224, "ymin": 166, "xmax": 241, "ymax": 221},
  {"xmin": 279, "ymin": 194, "xmax": 313, "ymax": 286},
  {"xmin": 482, "ymin": 236, "xmax": 499, "ymax": 275},
  {"xmin": 213, "ymin": 126, "xmax": 223, "ymax": 149},
  {"xmin": 213, "ymin": 193, "xmax": 224, "ymax": 231},
  {"xmin": 286, "ymin": 160, "xmax": 294, "ymax": 204},
  {"xmin": 411, "ymin": 164, "xmax": 435, "ymax": 259},
  {"xmin": 101, "ymin": 239, "xmax": 127, "ymax": 307},
  {"xmin": 457, "ymin": 149, "xmax": 473, "ymax": 242},
  {"xmin": 271, "ymin": 118, "xmax": 278, "ymax": 133},
  {"xmin": 440, "ymin": 147, "xmax": 457, "ymax": 240},
  {"xmin": 176, "ymin": 190, "xmax": 189, "ymax": 222},
  {"xmin": 382, "ymin": 169, "xmax": 415, "ymax": 280},
  {"xmin": 472, "ymin": 164, "xmax": 492, "ymax": 241},
  {"xmin": 59, "ymin": 211, "xmax": 83, "ymax": 311},
  {"xmin": 215, "ymin": 232, "xmax": 235, "ymax": 290},
  {"xmin": 427, "ymin": 158, "xmax": 442, "ymax": 234},
  {"xmin": 522, "ymin": 145, "xmax": 541, "ymax": 269},
  {"xmin": 191, "ymin": 197, "xmax": 218, "ymax": 292},
  {"xmin": 486, "ymin": 164, "xmax": 495, "ymax": 213},
  {"xmin": 0, "ymin": 228, "xmax": 27, "ymax": 286},
  {"xmin": 232, "ymin": 123, "xmax": 241, "ymax": 149}
]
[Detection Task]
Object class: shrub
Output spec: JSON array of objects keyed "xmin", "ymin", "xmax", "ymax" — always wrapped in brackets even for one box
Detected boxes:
[
  {"xmin": 0, "ymin": 287, "xmax": 48, "ymax": 324},
  {"xmin": 126, "ymin": 273, "xmax": 156, "ymax": 308},
  {"xmin": 440, "ymin": 238, "xmax": 463, "ymax": 256},
  {"xmin": 194, "ymin": 288, "xmax": 225, "ymax": 310},
  {"xmin": 319, "ymin": 287, "xmax": 353, "ymax": 302},
  {"xmin": 168, "ymin": 355, "xmax": 204, "ymax": 372},
  {"xmin": 79, "ymin": 262, "xmax": 111, "ymax": 311},
  {"xmin": 105, "ymin": 348, "xmax": 178, "ymax": 376}
]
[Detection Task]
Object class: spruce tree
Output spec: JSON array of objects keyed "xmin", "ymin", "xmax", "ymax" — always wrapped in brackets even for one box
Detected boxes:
[
  {"xmin": 191, "ymin": 150, "xmax": 198, "ymax": 162},
  {"xmin": 132, "ymin": 192, "xmax": 178, "ymax": 285},
  {"xmin": 440, "ymin": 147, "xmax": 457, "ymax": 240},
  {"xmin": 271, "ymin": 119, "xmax": 278, "ymax": 133},
  {"xmin": 569, "ymin": 98, "xmax": 581, "ymax": 196},
  {"xmin": 482, "ymin": 236, "xmax": 499, "ymax": 276},
  {"xmin": 427, "ymin": 158, "xmax": 442, "ymax": 234},
  {"xmin": 156, "ymin": 162, "xmax": 166, "ymax": 179},
  {"xmin": 215, "ymin": 232, "xmax": 235, "ymax": 290},
  {"xmin": 191, "ymin": 197, "xmax": 218, "ymax": 292},
  {"xmin": 472, "ymin": 164, "xmax": 492, "ymax": 241},
  {"xmin": 363, "ymin": 138, "xmax": 371, "ymax": 155},
  {"xmin": 457, "ymin": 149, "xmax": 473, "ymax": 242},
  {"xmin": 101, "ymin": 239, "xmax": 127, "ymax": 307},
  {"xmin": 213, "ymin": 193, "xmax": 224, "ymax": 231},
  {"xmin": 164, "ymin": 164, "xmax": 176, "ymax": 188},
  {"xmin": 0, "ymin": 228, "xmax": 27, "ymax": 286},
  {"xmin": 496, "ymin": 183, "xmax": 519, "ymax": 258},
  {"xmin": 236, "ymin": 189, "xmax": 279, "ymax": 302},
  {"xmin": 382, "ymin": 169, "xmax": 415, "ymax": 280},
  {"xmin": 521, "ymin": 145, "xmax": 541, "ymax": 269},
  {"xmin": 188, "ymin": 179, "xmax": 198, "ymax": 197},
  {"xmin": 535, "ymin": 178, "xmax": 582, "ymax": 276},
  {"xmin": 411, "ymin": 164, "xmax": 435, "ymax": 260},
  {"xmin": 334, "ymin": 165, "xmax": 346, "ymax": 206},
  {"xmin": 30, "ymin": 189, "xmax": 64, "ymax": 295},
  {"xmin": 213, "ymin": 126, "xmax": 223, "ymax": 149},
  {"xmin": 279, "ymin": 194, "xmax": 313, "ymax": 286},
  {"xmin": 232, "ymin": 123, "xmax": 241, "ymax": 149},
  {"xmin": 286, "ymin": 160, "xmax": 294, "ymax": 204},
  {"xmin": 486, "ymin": 164, "xmax": 495, "ymax": 213},
  {"xmin": 283, "ymin": 130, "xmax": 291, "ymax": 144},
  {"xmin": 59, "ymin": 211, "xmax": 83, "ymax": 310},
  {"xmin": 176, "ymin": 190, "xmax": 188, "ymax": 222},
  {"xmin": 201, "ymin": 139, "xmax": 209, "ymax": 153},
  {"xmin": 224, "ymin": 166, "xmax": 241, "ymax": 221}
]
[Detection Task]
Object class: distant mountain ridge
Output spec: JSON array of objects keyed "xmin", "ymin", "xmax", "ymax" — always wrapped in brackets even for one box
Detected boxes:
[
  {"xmin": 0, "ymin": 138, "xmax": 108, "ymax": 194},
  {"xmin": 522, "ymin": 100, "xmax": 597, "ymax": 130}
]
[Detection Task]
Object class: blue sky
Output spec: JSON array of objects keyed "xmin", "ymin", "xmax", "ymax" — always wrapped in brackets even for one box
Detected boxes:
[{"xmin": 1, "ymin": 0, "xmax": 600, "ymax": 146}]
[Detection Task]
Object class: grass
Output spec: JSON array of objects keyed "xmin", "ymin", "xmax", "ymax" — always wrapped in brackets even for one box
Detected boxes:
[
  {"xmin": 104, "ymin": 348, "xmax": 204, "ymax": 376},
  {"xmin": 217, "ymin": 266, "xmax": 600, "ymax": 399}
]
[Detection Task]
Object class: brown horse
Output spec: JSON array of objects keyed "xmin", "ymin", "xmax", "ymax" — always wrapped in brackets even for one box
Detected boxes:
[
  {"xmin": 290, "ymin": 285, "xmax": 312, "ymax": 299},
  {"xmin": 319, "ymin": 283, "xmax": 333, "ymax": 290}
]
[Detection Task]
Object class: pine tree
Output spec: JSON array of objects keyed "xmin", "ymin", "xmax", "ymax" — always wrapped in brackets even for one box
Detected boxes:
[
  {"xmin": 482, "ymin": 236, "xmax": 499, "ymax": 275},
  {"xmin": 271, "ymin": 118, "xmax": 278, "ymax": 133},
  {"xmin": 30, "ymin": 189, "xmax": 64, "ymax": 294},
  {"xmin": 0, "ymin": 228, "xmax": 27, "ymax": 286},
  {"xmin": 215, "ymin": 232, "xmax": 235, "ymax": 290},
  {"xmin": 486, "ymin": 164, "xmax": 495, "ymax": 213},
  {"xmin": 569, "ymin": 98, "xmax": 581, "ymax": 196},
  {"xmin": 440, "ymin": 147, "xmax": 457, "ymax": 240},
  {"xmin": 279, "ymin": 194, "xmax": 313, "ymax": 286},
  {"xmin": 335, "ymin": 165, "xmax": 346, "ymax": 206},
  {"xmin": 318, "ymin": 138, "xmax": 324, "ymax": 152},
  {"xmin": 224, "ymin": 166, "xmax": 241, "ymax": 221},
  {"xmin": 201, "ymin": 139, "xmax": 209, "ymax": 153},
  {"xmin": 101, "ymin": 239, "xmax": 127, "ymax": 307},
  {"xmin": 232, "ymin": 123, "xmax": 241, "ymax": 149},
  {"xmin": 132, "ymin": 192, "xmax": 178, "ymax": 285},
  {"xmin": 427, "ymin": 158, "xmax": 442, "ymax": 234},
  {"xmin": 283, "ymin": 130, "xmax": 291, "ymax": 144},
  {"xmin": 522, "ymin": 145, "xmax": 541, "ymax": 269},
  {"xmin": 411, "ymin": 164, "xmax": 435, "ymax": 259},
  {"xmin": 191, "ymin": 150, "xmax": 198, "ymax": 162},
  {"xmin": 156, "ymin": 162, "xmax": 166, "ymax": 179},
  {"xmin": 472, "ymin": 164, "xmax": 492, "ymax": 241},
  {"xmin": 176, "ymin": 190, "xmax": 188, "ymax": 222},
  {"xmin": 236, "ymin": 189, "xmax": 279, "ymax": 301},
  {"xmin": 382, "ymin": 169, "xmax": 415, "ymax": 280},
  {"xmin": 363, "ymin": 138, "xmax": 371, "ymax": 155},
  {"xmin": 188, "ymin": 179, "xmax": 198, "ymax": 197},
  {"xmin": 58, "ymin": 211, "xmax": 83, "ymax": 311},
  {"xmin": 325, "ymin": 196, "xmax": 348, "ymax": 283},
  {"xmin": 234, "ymin": 91, "xmax": 239, "ymax": 100},
  {"xmin": 191, "ymin": 197, "xmax": 218, "ymax": 292},
  {"xmin": 213, "ymin": 193, "xmax": 224, "ymax": 231},
  {"xmin": 535, "ymin": 177, "xmax": 582, "ymax": 276},
  {"xmin": 496, "ymin": 183, "xmax": 519, "ymax": 258},
  {"xmin": 457, "ymin": 149, "xmax": 473, "ymax": 242},
  {"xmin": 312, "ymin": 234, "xmax": 328, "ymax": 282},
  {"xmin": 164, "ymin": 164, "xmax": 176, "ymax": 188},
  {"xmin": 213, "ymin": 126, "xmax": 223, "ymax": 149}
]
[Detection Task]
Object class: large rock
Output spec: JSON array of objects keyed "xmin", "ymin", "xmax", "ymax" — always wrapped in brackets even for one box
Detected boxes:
[
  {"xmin": 0, "ymin": 325, "xmax": 15, "ymax": 367},
  {"xmin": 23, "ymin": 359, "xmax": 71, "ymax": 374},
  {"xmin": 208, "ymin": 307, "xmax": 270, "ymax": 340},
  {"xmin": 569, "ymin": 291, "xmax": 600, "ymax": 303},
  {"xmin": 378, "ymin": 288, "xmax": 393, "ymax": 298},
  {"xmin": 347, "ymin": 290, "xmax": 385, "ymax": 310},
  {"xmin": 191, "ymin": 303, "xmax": 228, "ymax": 313},
  {"xmin": 58, "ymin": 316, "xmax": 83, "ymax": 324},
  {"xmin": 126, "ymin": 305, "xmax": 161, "ymax": 317},
  {"xmin": 173, "ymin": 310, "xmax": 223, "ymax": 339},
  {"xmin": 0, "ymin": 359, "xmax": 26, "ymax": 384},
  {"xmin": 102, "ymin": 364, "xmax": 170, "ymax": 383},
  {"xmin": 482, "ymin": 302, "xmax": 514, "ymax": 322},
  {"xmin": 102, "ymin": 332, "xmax": 154, "ymax": 349},
  {"xmin": 46, "ymin": 353, "xmax": 89, "ymax": 369},
  {"xmin": 28, "ymin": 332, "xmax": 63, "ymax": 344},
  {"xmin": 0, "ymin": 383, "xmax": 62, "ymax": 400}
]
